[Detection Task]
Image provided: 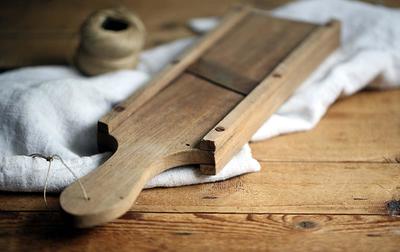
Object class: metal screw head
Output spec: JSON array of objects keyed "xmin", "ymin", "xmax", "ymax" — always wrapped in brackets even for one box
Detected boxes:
[
  {"xmin": 114, "ymin": 106, "xmax": 125, "ymax": 112},
  {"xmin": 215, "ymin": 126, "xmax": 225, "ymax": 132}
]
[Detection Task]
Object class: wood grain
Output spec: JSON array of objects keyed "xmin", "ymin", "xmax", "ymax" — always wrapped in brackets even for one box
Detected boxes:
[
  {"xmin": 60, "ymin": 10, "xmax": 339, "ymax": 227},
  {"xmin": 1, "ymin": 0, "xmax": 400, "ymax": 251},
  {"xmin": 99, "ymin": 6, "xmax": 249, "ymax": 134},
  {"xmin": 1, "ymin": 212, "xmax": 400, "ymax": 251},
  {"xmin": 198, "ymin": 20, "xmax": 340, "ymax": 174},
  {"xmin": 188, "ymin": 13, "xmax": 316, "ymax": 94},
  {"xmin": 251, "ymin": 89, "xmax": 400, "ymax": 163},
  {"xmin": 3, "ymin": 161, "xmax": 399, "ymax": 215},
  {"xmin": 2, "ymin": 90, "xmax": 398, "ymax": 216},
  {"xmin": 61, "ymin": 73, "xmax": 243, "ymax": 227},
  {"xmin": 135, "ymin": 162, "xmax": 400, "ymax": 214}
]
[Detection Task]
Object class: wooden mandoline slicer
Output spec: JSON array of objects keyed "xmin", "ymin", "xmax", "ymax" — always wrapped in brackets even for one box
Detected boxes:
[{"xmin": 60, "ymin": 6, "xmax": 340, "ymax": 227}]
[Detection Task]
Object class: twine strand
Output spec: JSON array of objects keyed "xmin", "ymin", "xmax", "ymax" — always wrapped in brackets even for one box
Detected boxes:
[{"xmin": 30, "ymin": 154, "xmax": 89, "ymax": 207}]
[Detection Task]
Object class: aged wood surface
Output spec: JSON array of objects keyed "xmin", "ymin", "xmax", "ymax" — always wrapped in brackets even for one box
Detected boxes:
[
  {"xmin": 198, "ymin": 20, "xmax": 339, "ymax": 174},
  {"xmin": 251, "ymin": 89, "xmax": 400, "ymax": 163},
  {"xmin": 187, "ymin": 14, "xmax": 316, "ymax": 94},
  {"xmin": 2, "ymin": 91, "xmax": 399, "ymax": 216},
  {"xmin": 61, "ymin": 73, "xmax": 243, "ymax": 227},
  {"xmin": 1, "ymin": 0, "xmax": 400, "ymax": 251},
  {"xmin": 1, "ymin": 88, "xmax": 399, "ymax": 251},
  {"xmin": 2, "ymin": 161, "xmax": 400, "ymax": 215},
  {"xmin": 60, "ymin": 9, "xmax": 338, "ymax": 227},
  {"xmin": 1, "ymin": 212, "xmax": 400, "ymax": 252},
  {"xmin": 99, "ymin": 6, "xmax": 250, "ymax": 134}
]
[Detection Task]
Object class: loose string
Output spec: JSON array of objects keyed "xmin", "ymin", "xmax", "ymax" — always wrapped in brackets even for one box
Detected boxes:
[{"xmin": 29, "ymin": 154, "xmax": 89, "ymax": 207}]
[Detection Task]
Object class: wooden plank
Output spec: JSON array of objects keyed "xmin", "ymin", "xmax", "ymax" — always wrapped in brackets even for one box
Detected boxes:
[
  {"xmin": 60, "ymin": 73, "xmax": 243, "ymax": 227},
  {"xmin": 1, "ymin": 212, "xmax": 400, "ymax": 251},
  {"xmin": 251, "ymin": 89, "xmax": 400, "ymax": 162},
  {"xmin": 61, "ymin": 11, "xmax": 339, "ymax": 227},
  {"xmin": 3, "ymin": 162, "xmax": 399, "ymax": 215},
  {"xmin": 2, "ymin": 90, "xmax": 398, "ymax": 215},
  {"xmin": 134, "ymin": 162, "xmax": 400, "ymax": 214},
  {"xmin": 3, "ymin": 90, "xmax": 399, "ymax": 215},
  {"xmin": 99, "ymin": 6, "xmax": 249, "ymax": 134},
  {"xmin": 1, "ymin": 1, "xmax": 399, "ymax": 251},
  {"xmin": 187, "ymin": 13, "xmax": 316, "ymax": 94},
  {"xmin": 199, "ymin": 20, "xmax": 340, "ymax": 174}
]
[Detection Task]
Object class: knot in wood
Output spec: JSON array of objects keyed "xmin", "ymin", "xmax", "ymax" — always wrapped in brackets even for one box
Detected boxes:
[{"xmin": 296, "ymin": 220, "xmax": 317, "ymax": 230}]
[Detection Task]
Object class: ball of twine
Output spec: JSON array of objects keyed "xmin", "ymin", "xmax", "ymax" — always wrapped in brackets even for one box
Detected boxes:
[{"xmin": 74, "ymin": 7, "xmax": 146, "ymax": 76}]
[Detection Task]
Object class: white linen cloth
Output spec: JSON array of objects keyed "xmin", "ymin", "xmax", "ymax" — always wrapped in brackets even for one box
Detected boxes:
[{"xmin": 1, "ymin": 0, "xmax": 399, "ymax": 192}]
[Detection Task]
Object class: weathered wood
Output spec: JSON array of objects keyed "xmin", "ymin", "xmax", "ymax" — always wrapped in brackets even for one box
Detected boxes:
[
  {"xmin": 59, "ymin": 9, "xmax": 339, "ymax": 227},
  {"xmin": 1, "ymin": 1, "xmax": 400, "ymax": 251},
  {"xmin": 1, "ymin": 212, "xmax": 400, "ymax": 251},
  {"xmin": 99, "ymin": 6, "xmax": 250, "ymax": 134},
  {"xmin": 4, "ymin": 161, "xmax": 399, "ymax": 215},
  {"xmin": 198, "ymin": 20, "xmax": 340, "ymax": 174},
  {"xmin": 3, "ymin": 90, "xmax": 399, "ymax": 215},
  {"xmin": 61, "ymin": 73, "xmax": 243, "ymax": 227},
  {"xmin": 187, "ymin": 13, "xmax": 316, "ymax": 94},
  {"xmin": 251, "ymin": 89, "xmax": 400, "ymax": 163},
  {"xmin": 135, "ymin": 162, "xmax": 400, "ymax": 214},
  {"xmin": 3, "ymin": 91, "xmax": 398, "ymax": 217}
]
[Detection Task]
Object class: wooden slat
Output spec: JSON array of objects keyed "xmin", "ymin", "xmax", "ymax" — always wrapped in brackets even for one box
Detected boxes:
[
  {"xmin": 2, "ymin": 162, "xmax": 399, "ymax": 215},
  {"xmin": 1, "ymin": 212, "xmax": 399, "ymax": 251},
  {"xmin": 251, "ymin": 89, "xmax": 400, "ymax": 162},
  {"xmin": 99, "ymin": 6, "xmax": 249, "ymax": 134},
  {"xmin": 187, "ymin": 13, "xmax": 316, "ymax": 94},
  {"xmin": 198, "ymin": 20, "xmax": 340, "ymax": 174},
  {"xmin": 134, "ymin": 162, "xmax": 400, "ymax": 214}
]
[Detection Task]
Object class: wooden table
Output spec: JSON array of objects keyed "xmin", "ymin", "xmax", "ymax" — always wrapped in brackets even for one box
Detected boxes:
[{"xmin": 1, "ymin": 1, "xmax": 399, "ymax": 251}]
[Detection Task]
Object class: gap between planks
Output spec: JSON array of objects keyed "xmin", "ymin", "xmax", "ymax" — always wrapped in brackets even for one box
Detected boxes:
[{"xmin": 2, "ymin": 162, "xmax": 399, "ymax": 215}]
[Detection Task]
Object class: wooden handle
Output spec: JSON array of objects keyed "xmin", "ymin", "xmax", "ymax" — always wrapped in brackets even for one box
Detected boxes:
[
  {"xmin": 60, "ymin": 73, "xmax": 242, "ymax": 227},
  {"xmin": 60, "ymin": 8, "xmax": 250, "ymax": 227},
  {"xmin": 60, "ymin": 152, "xmax": 155, "ymax": 228},
  {"xmin": 60, "ymin": 145, "xmax": 211, "ymax": 228}
]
